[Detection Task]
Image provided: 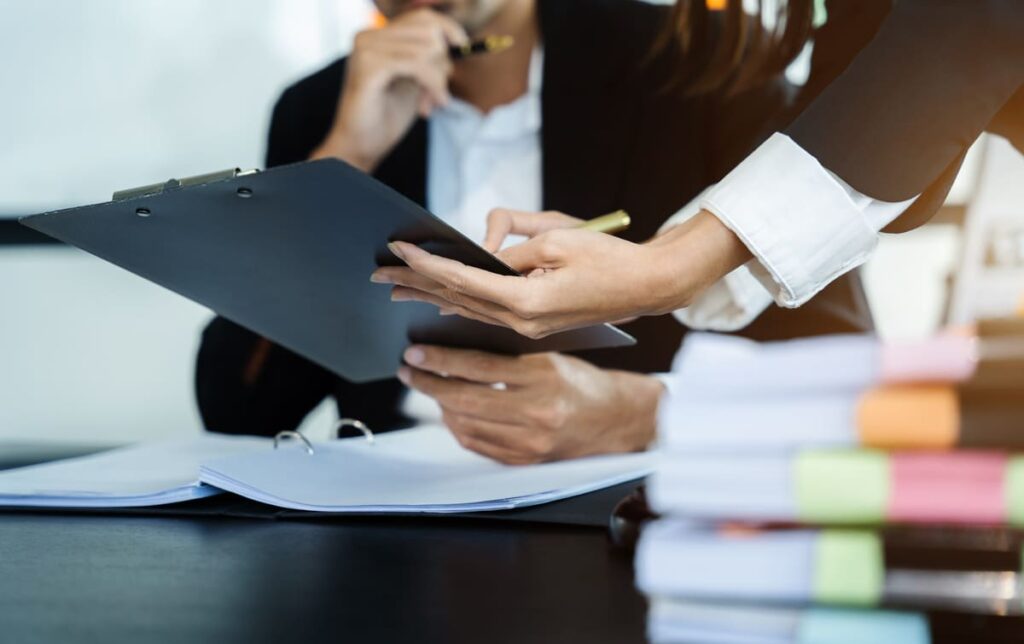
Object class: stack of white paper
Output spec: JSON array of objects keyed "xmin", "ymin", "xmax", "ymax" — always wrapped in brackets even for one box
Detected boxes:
[
  {"xmin": 666, "ymin": 332, "xmax": 879, "ymax": 397},
  {"xmin": 636, "ymin": 520, "xmax": 818, "ymax": 603},
  {"xmin": 658, "ymin": 333, "xmax": 872, "ymax": 455},
  {"xmin": 199, "ymin": 424, "xmax": 655, "ymax": 513},
  {"xmin": 0, "ymin": 433, "xmax": 268, "ymax": 507}
]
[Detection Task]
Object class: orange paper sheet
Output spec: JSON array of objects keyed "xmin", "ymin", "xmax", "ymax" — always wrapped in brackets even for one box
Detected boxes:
[{"xmin": 857, "ymin": 385, "xmax": 959, "ymax": 449}]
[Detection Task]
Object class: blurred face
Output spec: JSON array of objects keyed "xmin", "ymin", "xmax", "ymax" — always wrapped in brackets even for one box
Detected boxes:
[{"xmin": 373, "ymin": 0, "xmax": 510, "ymax": 33}]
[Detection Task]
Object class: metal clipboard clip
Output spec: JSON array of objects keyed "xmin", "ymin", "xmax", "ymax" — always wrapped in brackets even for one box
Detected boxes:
[
  {"xmin": 273, "ymin": 418, "xmax": 376, "ymax": 456},
  {"xmin": 112, "ymin": 168, "xmax": 261, "ymax": 202}
]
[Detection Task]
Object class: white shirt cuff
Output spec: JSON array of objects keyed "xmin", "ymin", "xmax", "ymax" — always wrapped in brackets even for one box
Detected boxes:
[
  {"xmin": 701, "ymin": 133, "xmax": 914, "ymax": 308},
  {"xmin": 658, "ymin": 189, "xmax": 774, "ymax": 331}
]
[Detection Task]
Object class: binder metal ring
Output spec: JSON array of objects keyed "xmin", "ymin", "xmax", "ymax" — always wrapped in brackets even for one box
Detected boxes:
[
  {"xmin": 273, "ymin": 430, "xmax": 315, "ymax": 455},
  {"xmin": 336, "ymin": 418, "xmax": 375, "ymax": 445}
]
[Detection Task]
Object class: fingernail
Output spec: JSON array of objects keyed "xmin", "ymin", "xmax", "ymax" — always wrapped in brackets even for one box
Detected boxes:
[
  {"xmin": 396, "ymin": 366, "xmax": 411, "ymax": 385},
  {"xmin": 404, "ymin": 347, "xmax": 426, "ymax": 366},
  {"xmin": 391, "ymin": 291, "xmax": 409, "ymax": 302},
  {"xmin": 370, "ymin": 271, "xmax": 390, "ymax": 284},
  {"xmin": 439, "ymin": 309, "xmax": 455, "ymax": 316},
  {"xmin": 388, "ymin": 242, "xmax": 406, "ymax": 261}
]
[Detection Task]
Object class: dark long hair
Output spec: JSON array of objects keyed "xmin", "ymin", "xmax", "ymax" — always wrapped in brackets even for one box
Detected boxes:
[{"xmin": 658, "ymin": 0, "xmax": 816, "ymax": 95}]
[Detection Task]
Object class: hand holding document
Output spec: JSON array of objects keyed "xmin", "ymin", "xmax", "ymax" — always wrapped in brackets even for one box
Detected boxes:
[
  {"xmin": 22, "ymin": 161, "xmax": 634, "ymax": 384},
  {"xmin": 372, "ymin": 208, "xmax": 751, "ymax": 338}
]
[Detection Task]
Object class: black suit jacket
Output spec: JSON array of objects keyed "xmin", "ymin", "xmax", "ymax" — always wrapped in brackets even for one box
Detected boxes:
[
  {"xmin": 195, "ymin": 0, "xmax": 874, "ymax": 436},
  {"xmin": 787, "ymin": 0, "xmax": 1024, "ymax": 231}
]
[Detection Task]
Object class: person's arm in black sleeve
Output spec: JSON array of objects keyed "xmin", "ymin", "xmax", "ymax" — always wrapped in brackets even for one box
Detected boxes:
[
  {"xmin": 195, "ymin": 317, "xmax": 336, "ymax": 435},
  {"xmin": 688, "ymin": 0, "xmax": 1023, "ymax": 313},
  {"xmin": 788, "ymin": 0, "xmax": 1024, "ymax": 208}
]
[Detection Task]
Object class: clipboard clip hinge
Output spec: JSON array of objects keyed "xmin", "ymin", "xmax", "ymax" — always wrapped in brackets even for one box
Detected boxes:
[{"xmin": 112, "ymin": 167, "xmax": 260, "ymax": 201}]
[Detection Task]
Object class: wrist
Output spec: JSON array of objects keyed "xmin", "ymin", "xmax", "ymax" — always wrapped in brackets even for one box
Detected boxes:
[
  {"xmin": 645, "ymin": 210, "xmax": 752, "ymax": 313},
  {"xmin": 609, "ymin": 371, "xmax": 663, "ymax": 452},
  {"xmin": 310, "ymin": 127, "xmax": 378, "ymax": 173}
]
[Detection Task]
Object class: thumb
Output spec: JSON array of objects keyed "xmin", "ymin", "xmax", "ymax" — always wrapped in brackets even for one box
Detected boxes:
[
  {"xmin": 482, "ymin": 208, "xmax": 516, "ymax": 253},
  {"xmin": 483, "ymin": 208, "xmax": 582, "ymax": 253},
  {"xmin": 496, "ymin": 234, "xmax": 561, "ymax": 274}
]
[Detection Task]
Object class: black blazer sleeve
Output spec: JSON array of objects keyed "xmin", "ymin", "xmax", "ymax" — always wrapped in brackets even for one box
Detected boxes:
[
  {"xmin": 194, "ymin": 74, "xmax": 344, "ymax": 436},
  {"xmin": 786, "ymin": 0, "xmax": 1024, "ymax": 227}
]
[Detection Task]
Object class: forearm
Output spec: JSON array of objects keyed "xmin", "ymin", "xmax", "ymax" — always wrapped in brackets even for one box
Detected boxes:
[
  {"xmin": 310, "ymin": 126, "xmax": 377, "ymax": 173},
  {"xmin": 643, "ymin": 210, "xmax": 752, "ymax": 315}
]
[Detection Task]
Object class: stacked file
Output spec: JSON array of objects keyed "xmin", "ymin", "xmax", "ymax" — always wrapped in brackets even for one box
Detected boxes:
[{"xmin": 638, "ymin": 319, "xmax": 1024, "ymax": 641}]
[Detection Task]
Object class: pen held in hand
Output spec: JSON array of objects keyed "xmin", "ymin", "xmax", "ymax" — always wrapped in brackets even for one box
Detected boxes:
[
  {"xmin": 449, "ymin": 35, "xmax": 515, "ymax": 60},
  {"xmin": 578, "ymin": 210, "xmax": 631, "ymax": 235},
  {"xmin": 505, "ymin": 211, "xmax": 631, "ymax": 278}
]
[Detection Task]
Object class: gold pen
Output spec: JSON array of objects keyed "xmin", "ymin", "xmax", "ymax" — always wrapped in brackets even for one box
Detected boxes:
[
  {"xmin": 449, "ymin": 35, "xmax": 515, "ymax": 60},
  {"xmin": 578, "ymin": 210, "xmax": 631, "ymax": 235}
]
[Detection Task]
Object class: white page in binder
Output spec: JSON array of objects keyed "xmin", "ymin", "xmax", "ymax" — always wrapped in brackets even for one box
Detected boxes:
[
  {"xmin": 200, "ymin": 424, "xmax": 654, "ymax": 513},
  {"xmin": 0, "ymin": 433, "xmax": 268, "ymax": 507}
]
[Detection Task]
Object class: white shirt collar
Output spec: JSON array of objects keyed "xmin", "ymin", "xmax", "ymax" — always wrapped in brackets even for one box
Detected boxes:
[{"xmin": 431, "ymin": 47, "xmax": 543, "ymax": 144}]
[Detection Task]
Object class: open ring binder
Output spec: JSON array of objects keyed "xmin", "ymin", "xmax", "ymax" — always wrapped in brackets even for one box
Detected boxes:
[
  {"xmin": 272, "ymin": 430, "xmax": 315, "ymax": 455},
  {"xmin": 335, "ymin": 418, "xmax": 375, "ymax": 444},
  {"xmin": 273, "ymin": 419, "xmax": 376, "ymax": 456}
]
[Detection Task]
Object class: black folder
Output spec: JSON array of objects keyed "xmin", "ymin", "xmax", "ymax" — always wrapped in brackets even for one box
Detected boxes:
[{"xmin": 21, "ymin": 160, "xmax": 635, "ymax": 382}]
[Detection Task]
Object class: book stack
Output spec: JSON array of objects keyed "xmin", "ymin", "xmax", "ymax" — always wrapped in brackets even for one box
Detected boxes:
[{"xmin": 637, "ymin": 318, "xmax": 1024, "ymax": 643}]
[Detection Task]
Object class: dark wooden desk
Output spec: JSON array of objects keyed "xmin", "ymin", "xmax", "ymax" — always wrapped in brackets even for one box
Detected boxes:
[{"xmin": 0, "ymin": 513, "xmax": 646, "ymax": 643}]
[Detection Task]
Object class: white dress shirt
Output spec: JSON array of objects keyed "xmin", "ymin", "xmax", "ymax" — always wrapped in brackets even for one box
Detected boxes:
[
  {"xmin": 426, "ymin": 48, "xmax": 543, "ymax": 243},
  {"xmin": 670, "ymin": 133, "xmax": 917, "ymax": 331}
]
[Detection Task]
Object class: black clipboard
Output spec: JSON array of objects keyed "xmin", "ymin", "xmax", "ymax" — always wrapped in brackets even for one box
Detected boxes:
[{"xmin": 21, "ymin": 160, "xmax": 635, "ymax": 382}]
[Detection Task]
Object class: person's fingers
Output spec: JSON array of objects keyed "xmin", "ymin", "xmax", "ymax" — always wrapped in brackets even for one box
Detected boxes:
[
  {"xmin": 481, "ymin": 209, "xmax": 515, "ymax": 253},
  {"xmin": 397, "ymin": 367, "xmax": 510, "ymax": 418},
  {"xmin": 371, "ymin": 265, "xmax": 443, "ymax": 292},
  {"xmin": 453, "ymin": 433, "xmax": 536, "ymax": 465},
  {"xmin": 417, "ymin": 92, "xmax": 434, "ymax": 118},
  {"xmin": 377, "ymin": 267, "xmax": 507, "ymax": 323},
  {"xmin": 482, "ymin": 209, "xmax": 583, "ymax": 253},
  {"xmin": 396, "ymin": 7, "xmax": 470, "ymax": 47},
  {"xmin": 430, "ymin": 12, "xmax": 471, "ymax": 48},
  {"xmin": 390, "ymin": 285, "xmax": 509, "ymax": 327},
  {"xmin": 444, "ymin": 411, "xmax": 553, "ymax": 465},
  {"xmin": 431, "ymin": 299, "xmax": 510, "ymax": 328},
  {"xmin": 403, "ymin": 345, "xmax": 536, "ymax": 385},
  {"xmin": 385, "ymin": 56, "xmax": 450, "ymax": 108},
  {"xmin": 493, "ymin": 233, "xmax": 565, "ymax": 274},
  {"xmin": 378, "ymin": 245, "xmax": 566, "ymax": 338},
  {"xmin": 441, "ymin": 409, "xmax": 521, "ymax": 450},
  {"xmin": 358, "ymin": 29, "xmax": 449, "ymax": 73},
  {"xmin": 388, "ymin": 241, "xmax": 523, "ymax": 309}
]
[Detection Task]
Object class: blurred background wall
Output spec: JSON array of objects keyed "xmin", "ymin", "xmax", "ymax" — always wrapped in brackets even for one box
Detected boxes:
[
  {"xmin": 0, "ymin": 0, "xmax": 375, "ymax": 444},
  {"xmin": 1, "ymin": 0, "xmax": 1020, "ymax": 445}
]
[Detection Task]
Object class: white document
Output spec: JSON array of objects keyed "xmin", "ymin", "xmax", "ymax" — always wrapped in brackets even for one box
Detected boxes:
[
  {"xmin": 635, "ymin": 520, "xmax": 816, "ymax": 602},
  {"xmin": 647, "ymin": 598, "xmax": 803, "ymax": 644},
  {"xmin": 647, "ymin": 453, "xmax": 797, "ymax": 521},
  {"xmin": 658, "ymin": 390, "xmax": 859, "ymax": 453},
  {"xmin": 667, "ymin": 333, "xmax": 879, "ymax": 398},
  {"xmin": 0, "ymin": 433, "xmax": 268, "ymax": 507},
  {"xmin": 200, "ymin": 424, "xmax": 654, "ymax": 513}
]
